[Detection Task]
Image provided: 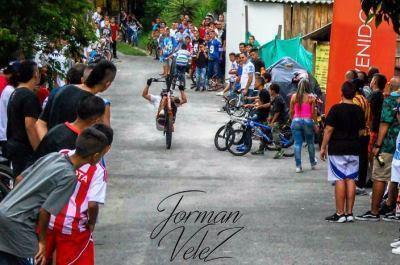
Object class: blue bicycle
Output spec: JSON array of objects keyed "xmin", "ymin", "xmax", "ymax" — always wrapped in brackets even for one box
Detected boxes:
[{"xmin": 226, "ymin": 112, "xmax": 294, "ymax": 157}]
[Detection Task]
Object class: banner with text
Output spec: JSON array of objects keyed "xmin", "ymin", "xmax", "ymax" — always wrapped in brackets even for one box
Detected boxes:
[{"xmin": 325, "ymin": 0, "xmax": 397, "ymax": 112}]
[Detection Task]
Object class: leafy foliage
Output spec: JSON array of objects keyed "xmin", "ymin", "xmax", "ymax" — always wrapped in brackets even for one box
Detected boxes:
[
  {"xmin": 0, "ymin": 0, "xmax": 96, "ymax": 67},
  {"xmin": 361, "ymin": 0, "xmax": 400, "ymax": 34},
  {"xmin": 160, "ymin": 0, "xmax": 199, "ymax": 25},
  {"xmin": 143, "ymin": 0, "xmax": 226, "ymax": 29}
]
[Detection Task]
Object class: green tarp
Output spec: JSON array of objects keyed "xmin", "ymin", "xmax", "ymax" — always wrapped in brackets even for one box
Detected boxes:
[{"xmin": 258, "ymin": 37, "xmax": 313, "ymax": 73}]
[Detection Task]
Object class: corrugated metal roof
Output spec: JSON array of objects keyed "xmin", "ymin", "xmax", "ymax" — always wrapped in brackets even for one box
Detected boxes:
[{"xmin": 245, "ymin": 0, "xmax": 333, "ymax": 4}]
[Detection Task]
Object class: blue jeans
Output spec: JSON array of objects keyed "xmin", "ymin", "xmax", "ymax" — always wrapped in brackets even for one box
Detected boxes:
[
  {"xmin": 291, "ymin": 118, "xmax": 316, "ymax": 168},
  {"xmin": 196, "ymin": 67, "xmax": 206, "ymax": 90},
  {"xmin": 207, "ymin": 60, "xmax": 220, "ymax": 79}
]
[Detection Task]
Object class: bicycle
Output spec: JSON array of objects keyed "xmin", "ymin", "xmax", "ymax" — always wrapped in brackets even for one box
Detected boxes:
[
  {"xmin": 223, "ymin": 89, "xmax": 247, "ymax": 117},
  {"xmin": 226, "ymin": 110, "xmax": 294, "ymax": 157},
  {"xmin": 151, "ymin": 75, "xmax": 181, "ymax": 149},
  {"xmin": 214, "ymin": 116, "xmax": 245, "ymax": 151},
  {"xmin": 207, "ymin": 74, "xmax": 225, "ymax": 91}
]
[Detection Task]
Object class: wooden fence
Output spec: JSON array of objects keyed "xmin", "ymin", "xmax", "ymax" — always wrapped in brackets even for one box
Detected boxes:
[{"xmin": 283, "ymin": 3, "xmax": 333, "ymax": 51}]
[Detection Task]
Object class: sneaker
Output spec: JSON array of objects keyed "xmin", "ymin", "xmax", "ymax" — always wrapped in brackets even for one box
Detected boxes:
[
  {"xmin": 217, "ymin": 108, "xmax": 225, "ymax": 112},
  {"xmin": 236, "ymin": 144, "xmax": 247, "ymax": 152},
  {"xmin": 273, "ymin": 150, "xmax": 285, "ymax": 159},
  {"xmin": 380, "ymin": 203, "xmax": 395, "ymax": 215},
  {"xmin": 251, "ymin": 150, "xmax": 264, "ymax": 155},
  {"xmin": 296, "ymin": 167, "xmax": 303, "ymax": 173},
  {"xmin": 346, "ymin": 214, "xmax": 354, "ymax": 222},
  {"xmin": 392, "ymin": 246, "xmax": 400, "ymax": 255},
  {"xmin": 382, "ymin": 213, "xmax": 400, "ymax": 222},
  {"xmin": 355, "ymin": 211, "xmax": 380, "ymax": 221},
  {"xmin": 355, "ymin": 187, "xmax": 368, "ymax": 196},
  {"xmin": 216, "ymin": 92, "xmax": 224, "ymax": 96},
  {"xmin": 390, "ymin": 238, "xmax": 400, "ymax": 248},
  {"xmin": 325, "ymin": 213, "xmax": 346, "ymax": 223}
]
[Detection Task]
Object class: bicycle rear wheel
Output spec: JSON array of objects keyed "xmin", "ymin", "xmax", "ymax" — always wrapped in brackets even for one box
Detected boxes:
[{"xmin": 165, "ymin": 115, "xmax": 173, "ymax": 149}]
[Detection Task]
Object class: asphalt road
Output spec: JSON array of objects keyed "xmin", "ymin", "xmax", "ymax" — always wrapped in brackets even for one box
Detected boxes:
[{"xmin": 95, "ymin": 53, "xmax": 399, "ymax": 265}]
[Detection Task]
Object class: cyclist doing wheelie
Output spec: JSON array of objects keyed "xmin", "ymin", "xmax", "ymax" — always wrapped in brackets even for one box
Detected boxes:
[{"xmin": 142, "ymin": 78, "xmax": 187, "ymax": 131}]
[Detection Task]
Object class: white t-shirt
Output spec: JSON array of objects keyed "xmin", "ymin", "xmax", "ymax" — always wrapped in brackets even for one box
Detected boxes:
[
  {"xmin": 240, "ymin": 61, "xmax": 255, "ymax": 90},
  {"xmin": 150, "ymin": 94, "xmax": 162, "ymax": 111},
  {"xmin": 0, "ymin": 85, "xmax": 14, "ymax": 141},
  {"xmin": 392, "ymin": 132, "xmax": 400, "ymax": 183},
  {"xmin": 229, "ymin": 61, "xmax": 238, "ymax": 82},
  {"xmin": 170, "ymin": 29, "xmax": 177, "ymax": 36}
]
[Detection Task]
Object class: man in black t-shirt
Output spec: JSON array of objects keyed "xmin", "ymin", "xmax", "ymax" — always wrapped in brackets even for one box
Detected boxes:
[
  {"xmin": 250, "ymin": 48, "xmax": 265, "ymax": 75},
  {"xmin": 368, "ymin": 73, "xmax": 386, "ymax": 153},
  {"xmin": 5, "ymin": 60, "xmax": 41, "ymax": 176},
  {"xmin": 36, "ymin": 60, "xmax": 117, "ymax": 140},
  {"xmin": 34, "ymin": 95, "xmax": 106, "ymax": 161},
  {"xmin": 320, "ymin": 81, "xmax": 365, "ymax": 223}
]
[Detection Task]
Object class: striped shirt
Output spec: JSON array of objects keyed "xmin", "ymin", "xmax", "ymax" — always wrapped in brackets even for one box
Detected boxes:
[{"xmin": 353, "ymin": 94, "xmax": 371, "ymax": 135}]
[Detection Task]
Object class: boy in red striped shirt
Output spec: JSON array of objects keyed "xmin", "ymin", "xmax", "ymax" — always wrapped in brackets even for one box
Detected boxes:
[{"xmin": 45, "ymin": 124, "xmax": 113, "ymax": 265}]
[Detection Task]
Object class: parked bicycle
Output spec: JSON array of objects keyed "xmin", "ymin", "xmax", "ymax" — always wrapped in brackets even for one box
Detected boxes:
[
  {"xmin": 226, "ymin": 110, "xmax": 294, "ymax": 157},
  {"xmin": 214, "ymin": 116, "xmax": 245, "ymax": 151}
]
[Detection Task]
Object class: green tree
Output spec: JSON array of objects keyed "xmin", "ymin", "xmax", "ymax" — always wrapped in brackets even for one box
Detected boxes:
[
  {"xmin": 0, "ymin": 0, "xmax": 96, "ymax": 67},
  {"xmin": 160, "ymin": 0, "xmax": 199, "ymax": 25},
  {"xmin": 361, "ymin": 0, "xmax": 400, "ymax": 34},
  {"xmin": 142, "ymin": 0, "xmax": 226, "ymax": 29}
]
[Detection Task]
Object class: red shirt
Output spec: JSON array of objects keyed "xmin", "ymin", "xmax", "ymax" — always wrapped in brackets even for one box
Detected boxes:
[
  {"xmin": 110, "ymin": 23, "xmax": 119, "ymax": 41},
  {"xmin": 0, "ymin": 75, "xmax": 8, "ymax": 97},
  {"xmin": 36, "ymin": 86, "xmax": 50, "ymax": 106},
  {"xmin": 199, "ymin": 27, "xmax": 206, "ymax": 39}
]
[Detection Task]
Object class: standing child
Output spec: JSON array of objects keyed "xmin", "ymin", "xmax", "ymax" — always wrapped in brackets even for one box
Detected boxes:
[
  {"xmin": 195, "ymin": 43, "xmax": 208, "ymax": 91},
  {"xmin": 320, "ymin": 81, "xmax": 365, "ymax": 223},
  {"xmin": 45, "ymin": 124, "xmax": 113, "ymax": 265}
]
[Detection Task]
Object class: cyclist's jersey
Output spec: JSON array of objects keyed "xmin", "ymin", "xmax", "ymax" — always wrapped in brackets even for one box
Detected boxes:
[
  {"xmin": 174, "ymin": 49, "xmax": 191, "ymax": 67},
  {"xmin": 207, "ymin": 38, "xmax": 222, "ymax": 61}
]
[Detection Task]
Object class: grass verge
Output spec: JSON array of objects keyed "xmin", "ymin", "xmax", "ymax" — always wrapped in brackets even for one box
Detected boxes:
[{"xmin": 117, "ymin": 42, "xmax": 147, "ymax": 56}]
